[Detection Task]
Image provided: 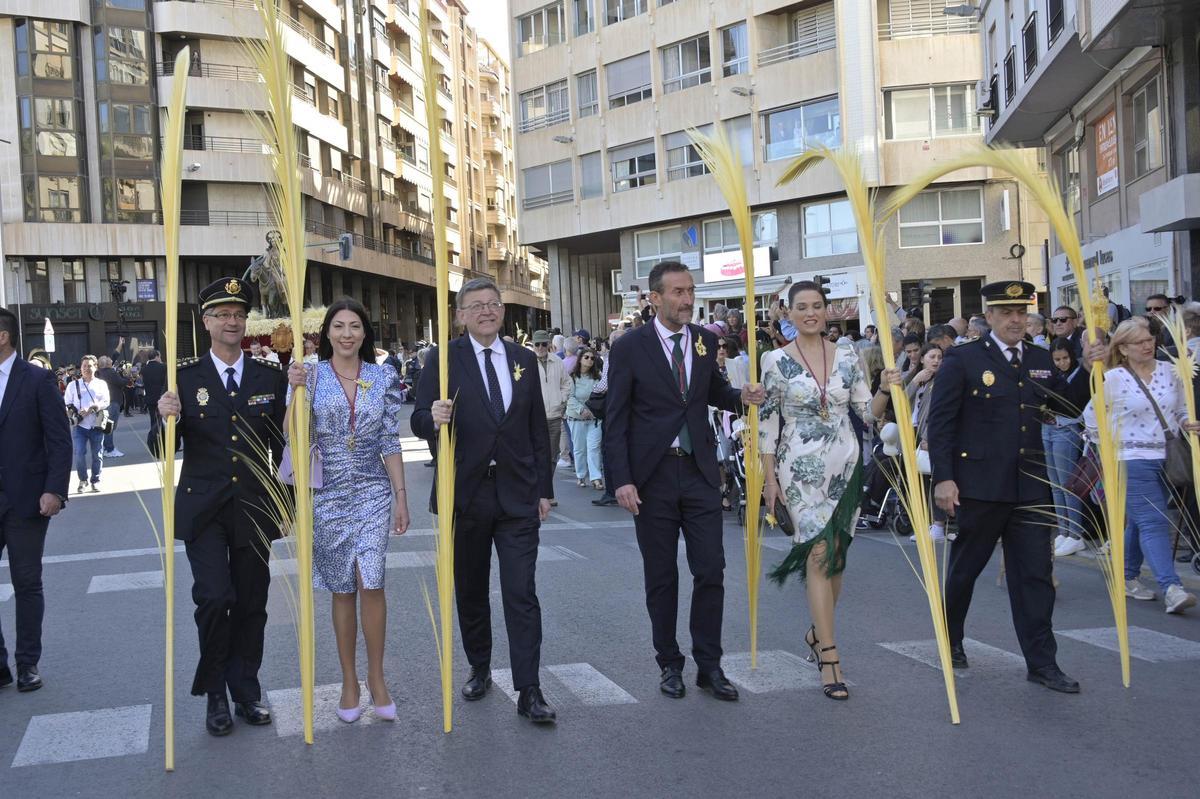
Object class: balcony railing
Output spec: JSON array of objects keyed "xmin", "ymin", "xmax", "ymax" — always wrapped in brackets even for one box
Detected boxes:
[
  {"xmin": 180, "ymin": 209, "xmax": 275, "ymax": 226},
  {"xmin": 1003, "ymin": 47, "xmax": 1016, "ymax": 104},
  {"xmin": 518, "ymin": 107, "xmax": 569, "ymax": 134},
  {"xmin": 280, "ymin": 13, "xmax": 335, "ymax": 59},
  {"xmin": 291, "ymin": 83, "xmax": 316, "ymax": 105},
  {"xmin": 177, "ymin": 134, "xmax": 269, "ymax": 154},
  {"xmin": 1048, "ymin": 0, "xmax": 1065, "ymax": 43},
  {"xmin": 337, "ymin": 172, "xmax": 367, "ymax": 193},
  {"xmin": 155, "ymin": 60, "xmax": 261, "ymax": 82},
  {"xmin": 878, "ymin": 2, "xmax": 979, "ymax": 40},
  {"xmin": 757, "ymin": 32, "xmax": 836, "ymax": 68},
  {"xmin": 1022, "ymin": 12, "xmax": 1038, "ymax": 78},
  {"xmin": 153, "ymin": 0, "xmax": 256, "ymax": 7},
  {"xmin": 522, "ymin": 190, "xmax": 573, "ymax": 210}
]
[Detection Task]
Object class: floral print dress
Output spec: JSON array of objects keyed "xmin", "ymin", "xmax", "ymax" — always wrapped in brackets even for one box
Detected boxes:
[{"xmin": 759, "ymin": 341, "xmax": 873, "ymax": 582}]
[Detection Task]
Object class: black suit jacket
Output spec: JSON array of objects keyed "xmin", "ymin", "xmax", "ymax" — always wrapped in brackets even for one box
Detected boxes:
[
  {"xmin": 142, "ymin": 360, "xmax": 167, "ymax": 405},
  {"xmin": 410, "ymin": 336, "xmax": 552, "ymax": 517},
  {"xmin": 96, "ymin": 366, "xmax": 125, "ymax": 411},
  {"xmin": 0, "ymin": 357, "xmax": 73, "ymax": 518},
  {"xmin": 172, "ymin": 355, "xmax": 288, "ymax": 544},
  {"xmin": 603, "ymin": 323, "xmax": 743, "ymax": 490},
  {"xmin": 927, "ymin": 338, "xmax": 1091, "ymax": 504}
]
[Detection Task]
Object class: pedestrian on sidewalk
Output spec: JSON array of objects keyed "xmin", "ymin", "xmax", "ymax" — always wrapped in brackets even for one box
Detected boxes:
[
  {"xmin": 0, "ymin": 308, "xmax": 72, "ymax": 694},
  {"xmin": 604, "ymin": 261, "xmax": 765, "ymax": 702},
  {"xmin": 95, "ymin": 356, "xmax": 126, "ymax": 458},
  {"xmin": 411, "ymin": 277, "xmax": 557, "ymax": 724},
  {"xmin": 157, "ymin": 277, "xmax": 288, "ymax": 737},
  {"xmin": 566, "ymin": 347, "xmax": 604, "ymax": 490},
  {"xmin": 532, "ymin": 330, "xmax": 570, "ymax": 506},
  {"xmin": 141, "ymin": 350, "xmax": 166, "ymax": 434},
  {"xmin": 64, "ymin": 356, "xmax": 109, "ymax": 494}
]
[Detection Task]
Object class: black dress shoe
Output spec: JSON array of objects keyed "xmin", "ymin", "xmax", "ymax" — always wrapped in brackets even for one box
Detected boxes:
[
  {"xmin": 1027, "ymin": 665, "xmax": 1081, "ymax": 694},
  {"xmin": 234, "ymin": 701, "xmax": 273, "ymax": 725},
  {"xmin": 696, "ymin": 668, "xmax": 739, "ymax": 701},
  {"xmin": 206, "ymin": 693, "xmax": 234, "ymax": 736},
  {"xmin": 659, "ymin": 667, "xmax": 686, "ymax": 698},
  {"xmin": 461, "ymin": 666, "xmax": 491, "ymax": 701},
  {"xmin": 592, "ymin": 495, "xmax": 618, "ymax": 506},
  {"xmin": 0, "ymin": 665, "xmax": 12, "ymax": 689},
  {"xmin": 16, "ymin": 665, "xmax": 42, "ymax": 693},
  {"xmin": 950, "ymin": 643, "xmax": 969, "ymax": 669},
  {"xmin": 516, "ymin": 686, "xmax": 557, "ymax": 724}
]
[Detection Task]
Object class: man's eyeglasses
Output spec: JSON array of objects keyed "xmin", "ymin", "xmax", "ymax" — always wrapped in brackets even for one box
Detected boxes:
[
  {"xmin": 461, "ymin": 301, "xmax": 504, "ymax": 314},
  {"xmin": 206, "ymin": 311, "xmax": 248, "ymax": 322},
  {"xmin": 533, "ymin": 342, "xmax": 550, "ymax": 348},
  {"xmin": 1146, "ymin": 305, "xmax": 1169, "ymax": 313},
  {"xmin": 1050, "ymin": 316, "xmax": 1076, "ymax": 324}
]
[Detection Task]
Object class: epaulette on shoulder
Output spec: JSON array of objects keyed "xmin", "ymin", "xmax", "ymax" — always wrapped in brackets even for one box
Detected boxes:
[
  {"xmin": 177, "ymin": 356, "xmax": 201, "ymax": 369},
  {"xmin": 956, "ymin": 337, "xmax": 985, "ymax": 349},
  {"xmin": 252, "ymin": 356, "xmax": 281, "ymax": 369}
]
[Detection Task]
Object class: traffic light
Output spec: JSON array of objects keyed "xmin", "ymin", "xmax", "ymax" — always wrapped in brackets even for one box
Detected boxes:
[
  {"xmin": 338, "ymin": 233, "xmax": 353, "ymax": 261},
  {"xmin": 919, "ymin": 280, "xmax": 932, "ymax": 305},
  {"xmin": 815, "ymin": 274, "xmax": 831, "ymax": 295},
  {"xmin": 903, "ymin": 283, "xmax": 921, "ymax": 309}
]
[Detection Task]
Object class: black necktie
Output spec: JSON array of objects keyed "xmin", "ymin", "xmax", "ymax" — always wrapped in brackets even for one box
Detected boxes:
[
  {"xmin": 1007, "ymin": 346, "xmax": 1021, "ymax": 368},
  {"xmin": 483, "ymin": 349, "xmax": 505, "ymax": 420},
  {"xmin": 225, "ymin": 366, "xmax": 239, "ymax": 394},
  {"xmin": 670, "ymin": 333, "xmax": 692, "ymax": 454}
]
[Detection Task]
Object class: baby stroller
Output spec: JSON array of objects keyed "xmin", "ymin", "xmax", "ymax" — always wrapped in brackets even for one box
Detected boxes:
[
  {"xmin": 858, "ymin": 422, "xmax": 912, "ymax": 535},
  {"xmin": 713, "ymin": 411, "xmax": 748, "ymax": 526}
]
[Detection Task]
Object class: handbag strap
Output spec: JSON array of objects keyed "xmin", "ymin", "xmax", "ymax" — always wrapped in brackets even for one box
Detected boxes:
[{"xmin": 1127, "ymin": 367, "xmax": 1173, "ymax": 437}]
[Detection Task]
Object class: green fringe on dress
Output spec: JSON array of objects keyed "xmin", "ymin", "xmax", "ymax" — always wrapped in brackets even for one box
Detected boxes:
[{"xmin": 768, "ymin": 461, "xmax": 863, "ymax": 586}]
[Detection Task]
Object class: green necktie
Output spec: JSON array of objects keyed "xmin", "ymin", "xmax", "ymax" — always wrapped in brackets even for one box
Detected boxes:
[{"xmin": 671, "ymin": 333, "xmax": 692, "ymax": 454}]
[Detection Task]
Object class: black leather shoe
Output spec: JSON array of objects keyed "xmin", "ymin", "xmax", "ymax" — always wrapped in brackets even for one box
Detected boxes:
[
  {"xmin": 234, "ymin": 701, "xmax": 272, "ymax": 725},
  {"xmin": 1027, "ymin": 665, "xmax": 1080, "ymax": 694},
  {"xmin": 0, "ymin": 665, "xmax": 12, "ymax": 689},
  {"xmin": 659, "ymin": 667, "xmax": 685, "ymax": 698},
  {"xmin": 950, "ymin": 643, "xmax": 969, "ymax": 669},
  {"xmin": 592, "ymin": 495, "xmax": 618, "ymax": 506},
  {"xmin": 696, "ymin": 668, "xmax": 739, "ymax": 701},
  {"xmin": 461, "ymin": 666, "xmax": 491, "ymax": 701},
  {"xmin": 16, "ymin": 665, "xmax": 42, "ymax": 693},
  {"xmin": 516, "ymin": 686, "xmax": 556, "ymax": 724},
  {"xmin": 206, "ymin": 693, "xmax": 234, "ymax": 736}
]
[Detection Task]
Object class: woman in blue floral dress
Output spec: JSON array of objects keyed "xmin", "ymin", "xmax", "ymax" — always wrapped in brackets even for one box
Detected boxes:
[
  {"xmin": 761, "ymin": 281, "xmax": 896, "ymax": 700},
  {"xmin": 286, "ymin": 298, "xmax": 409, "ymax": 723}
]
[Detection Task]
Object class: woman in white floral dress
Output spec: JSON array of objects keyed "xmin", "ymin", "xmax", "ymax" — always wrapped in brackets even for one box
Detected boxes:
[{"xmin": 761, "ymin": 281, "xmax": 897, "ymax": 699}]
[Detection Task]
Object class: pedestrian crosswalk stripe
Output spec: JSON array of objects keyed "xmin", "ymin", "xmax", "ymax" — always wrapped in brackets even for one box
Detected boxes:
[
  {"xmin": 87, "ymin": 570, "xmax": 164, "ymax": 594},
  {"xmin": 722, "ymin": 650, "xmax": 831, "ymax": 692},
  {"xmin": 547, "ymin": 663, "xmax": 638, "ymax": 706},
  {"xmin": 269, "ymin": 545, "xmax": 578, "ymax": 576},
  {"xmin": 0, "ymin": 584, "xmax": 12, "ymax": 602},
  {"xmin": 1058, "ymin": 626, "xmax": 1200, "ymax": 663},
  {"xmin": 1, "ymin": 544, "xmax": 184, "ymax": 568},
  {"xmin": 490, "ymin": 669, "xmax": 520, "ymax": 703},
  {"xmin": 12, "ymin": 704, "xmax": 151, "ymax": 768},
  {"xmin": 878, "ymin": 637, "xmax": 1027, "ymax": 676},
  {"xmin": 266, "ymin": 683, "xmax": 389, "ymax": 737}
]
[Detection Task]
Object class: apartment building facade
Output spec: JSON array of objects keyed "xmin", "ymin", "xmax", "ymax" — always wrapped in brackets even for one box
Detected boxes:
[
  {"xmin": 0, "ymin": 0, "xmax": 548, "ymax": 367},
  {"xmin": 981, "ymin": 0, "xmax": 1199, "ymax": 311},
  {"xmin": 507, "ymin": 0, "xmax": 1049, "ymax": 334}
]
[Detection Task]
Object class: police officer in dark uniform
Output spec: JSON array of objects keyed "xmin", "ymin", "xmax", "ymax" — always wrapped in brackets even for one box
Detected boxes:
[
  {"xmin": 158, "ymin": 277, "xmax": 288, "ymax": 735},
  {"xmin": 927, "ymin": 280, "xmax": 1103, "ymax": 694}
]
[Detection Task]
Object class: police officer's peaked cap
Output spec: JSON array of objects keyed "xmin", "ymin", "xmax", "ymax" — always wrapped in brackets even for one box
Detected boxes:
[
  {"xmin": 981, "ymin": 280, "xmax": 1036, "ymax": 307},
  {"xmin": 200, "ymin": 277, "xmax": 254, "ymax": 310}
]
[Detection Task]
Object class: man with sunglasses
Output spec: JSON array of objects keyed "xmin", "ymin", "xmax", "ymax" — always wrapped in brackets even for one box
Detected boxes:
[
  {"xmin": 1049, "ymin": 306, "xmax": 1084, "ymax": 358},
  {"xmin": 1145, "ymin": 294, "xmax": 1171, "ymax": 318},
  {"xmin": 531, "ymin": 329, "xmax": 571, "ymax": 503}
]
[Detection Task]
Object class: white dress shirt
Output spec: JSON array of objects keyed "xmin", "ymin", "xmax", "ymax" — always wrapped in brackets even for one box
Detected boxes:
[
  {"xmin": 65, "ymin": 376, "xmax": 110, "ymax": 430},
  {"xmin": 211, "ymin": 350, "xmax": 245, "ymax": 390},
  {"xmin": 653, "ymin": 316, "xmax": 694, "ymax": 447},
  {"xmin": 990, "ymin": 332, "xmax": 1024, "ymax": 363},
  {"xmin": 0, "ymin": 350, "xmax": 16, "ymax": 409},
  {"xmin": 469, "ymin": 335, "xmax": 512, "ymax": 412}
]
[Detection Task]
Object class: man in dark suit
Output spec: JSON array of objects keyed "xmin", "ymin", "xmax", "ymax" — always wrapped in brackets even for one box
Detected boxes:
[
  {"xmin": 411, "ymin": 277, "xmax": 557, "ymax": 724},
  {"xmin": 141, "ymin": 349, "xmax": 167, "ymax": 431},
  {"xmin": 157, "ymin": 278, "xmax": 288, "ymax": 735},
  {"xmin": 928, "ymin": 281, "xmax": 1102, "ymax": 694},
  {"xmin": 0, "ymin": 308, "xmax": 72, "ymax": 693},
  {"xmin": 95, "ymin": 356, "xmax": 126, "ymax": 457},
  {"xmin": 603, "ymin": 261, "xmax": 764, "ymax": 701}
]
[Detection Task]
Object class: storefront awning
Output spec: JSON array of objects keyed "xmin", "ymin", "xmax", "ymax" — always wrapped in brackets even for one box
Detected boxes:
[{"xmin": 694, "ymin": 274, "xmax": 793, "ymax": 300}]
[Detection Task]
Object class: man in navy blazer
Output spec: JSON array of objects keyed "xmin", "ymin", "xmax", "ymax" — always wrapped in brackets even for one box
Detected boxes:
[
  {"xmin": 604, "ymin": 262, "xmax": 764, "ymax": 701},
  {"xmin": 411, "ymin": 278, "xmax": 556, "ymax": 724},
  {"xmin": 0, "ymin": 308, "xmax": 72, "ymax": 693}
]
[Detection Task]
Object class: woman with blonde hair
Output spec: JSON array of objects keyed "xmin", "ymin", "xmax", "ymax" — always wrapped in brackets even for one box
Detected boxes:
[{"xmin": 1083, "ymin": 317, "xmax": 1199, "ymax": 613}]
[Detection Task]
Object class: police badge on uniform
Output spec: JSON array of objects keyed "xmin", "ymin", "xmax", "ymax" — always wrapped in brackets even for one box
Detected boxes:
[
  {"xmin": 982, "ymin": 370, "xmax": 995, "ymax": 387},
  {"xmin": 197, "ymin": 387, "xmax": 210, "ymax": 406}
]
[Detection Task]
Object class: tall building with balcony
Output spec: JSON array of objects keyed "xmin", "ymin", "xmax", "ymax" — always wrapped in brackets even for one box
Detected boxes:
[
  {"xmin": 0, "ymin": 0, "xmax": 548, "ymax": 366},
  {"xmin": 980, "ymin": 0, "xmax": 1199, "ymax": 310},
  {"xmin": 508, "ymin": 0, "xmax": 1049, "ymax": 333}
]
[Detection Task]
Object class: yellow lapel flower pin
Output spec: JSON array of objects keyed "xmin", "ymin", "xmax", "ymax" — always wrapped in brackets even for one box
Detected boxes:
[
  {"xmin": 512, "ymin": 363, "xmax": 525, "ymax": 382},
  {"xmin": 694, "ymin": 338, "xmax": 707, "ymax": 358}
]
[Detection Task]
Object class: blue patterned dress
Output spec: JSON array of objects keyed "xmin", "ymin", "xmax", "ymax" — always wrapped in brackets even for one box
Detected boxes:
[{"xmin": 301, "ymin": 361, "xmax": 404, "ymax": 592}]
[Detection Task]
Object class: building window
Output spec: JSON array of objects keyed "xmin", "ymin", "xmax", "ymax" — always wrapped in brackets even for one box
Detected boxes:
[
  {"xmin": 884, "ymin": 84, "xmax": 979, "ymax": 140},
  {"xmin": 518, "ymin": 80, "xmax": 569, "ymax": 132},
  {"xmin": 19, "ymin": 20, "xmax": 75, "ymax": 81},
  {"xmin": 763, "ymin": 96, "xmax": 840, "ymax": 161},
  {"xmin": 516, "ymin": 3, "xmax": 565, "ymax": 57},
  {"xmin": 99, "ymin": 101, "xmax": 154, "ymax": 160},
  {"xmin": 576, "ymin": 70, "xmax": 599, "ymax": 117},
  {"xmin": 97, "ymin": 26, "xmax": 150, "ymax": 85},
  {"xmin": 606, "ymin": 53, "xmax": 652, "ymax": 108},
  {"xmin": 720, "ymin": 23, "xmax": 748, "ymax": 76},
  {"xmin": 634, "ymin": 225, "xmax": 682, "ymax": 277},
  {"xmin": 610, "ymin": 139, "xmax": 656, "ymax": 192},
  {"xmin": 605, "ymin": 0, "xmax": 646, "ymax": 26},
  {"xmin": 35, "ymin": 176, "xmax": 84, "ymax": 222},
  {"xmin": 661, "ymin": 34, "xmax": 711, "ymax": 94},
  {"xmin": 665, "ymin": 129, "xmax": 709, "ymax": 180},
  {"xmin": 897, "ymin": 187, "xmax": 984, "ymax": 248},
  {"xmin": 574, "ymin": 0, "xmax": 594, "ymax": 35},
  {"xmin": 522, "ymin": 160, "xmax": 573, "ymax": 209},
  {"xmin": 1057, "ymin": 144, "xmax": 1080, "ymax": 216},
  {"xmin": 703, "ymin": 211, "xmax": 777, "ymax": 254},
  {"xmin": 1131, "ymin": 78, "xmax": 1163, "ymax": 179},
  {"xmin": 580, "ymin": 151, "xmax": 603, "ymax": 199},
  {"xmin": 803, "ymin": 198, "xmax": 858, "ymax": 257},
  {"xmin": 104, "ymin": 177, "xmax": 159, "ymax": 224},
  {"xmin": 62, "ymin": 259, "xmax": 86, "ymax": 304},
  {"xmin": 32, "ymin": 98, "xmax": 79, "ymax": 157},
  {"xmin": 27, "ymin": 260, "xmax": 51, "ymax": 304}
]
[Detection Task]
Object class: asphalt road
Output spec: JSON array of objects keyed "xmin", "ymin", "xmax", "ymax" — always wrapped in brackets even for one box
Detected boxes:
[{"xmin": 1, "ymin": 409, "xmax": 1198, "ymax": 798}]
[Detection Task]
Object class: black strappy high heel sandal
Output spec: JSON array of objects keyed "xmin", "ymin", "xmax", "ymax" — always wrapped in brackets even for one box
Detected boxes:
[
  {"xmin": 817, "ymin": 645, "xmax": 849, "ymax": 701},
  {"xmin": 804, "ymin": 625, "xmax": 819, "ymax": 664}
]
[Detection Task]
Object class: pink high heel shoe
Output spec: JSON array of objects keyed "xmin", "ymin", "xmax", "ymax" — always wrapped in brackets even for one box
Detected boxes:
[
  {"xmin": 372, "ymin": 692, "xmax": 396, "ymax": 722},
  {"xmin": 337, "ymin": 685, "xmax": 363, "ymax": 723}
]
